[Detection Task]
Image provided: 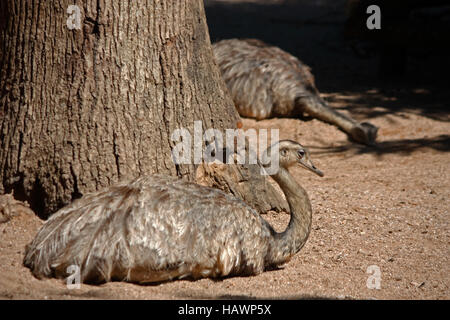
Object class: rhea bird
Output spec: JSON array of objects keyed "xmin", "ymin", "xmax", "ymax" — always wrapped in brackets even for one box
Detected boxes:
[
  {"xmin": 213, "ymin": 38, "xmax": 378, "ymax": 146},
  {"xmin": 23, "ymin": 140, "xmax": 323, "ymax": 284}
]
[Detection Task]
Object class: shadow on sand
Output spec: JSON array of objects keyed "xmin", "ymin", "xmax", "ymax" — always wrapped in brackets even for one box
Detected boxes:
[{"xmin": 308, "ymin": 134, "xmax": 450, "ymax": 158}]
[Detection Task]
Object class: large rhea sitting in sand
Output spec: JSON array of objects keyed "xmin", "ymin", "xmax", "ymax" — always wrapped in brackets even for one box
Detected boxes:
[{"xmin": 24, "ymin": 140, "xmax": 323, "ymax": 284}]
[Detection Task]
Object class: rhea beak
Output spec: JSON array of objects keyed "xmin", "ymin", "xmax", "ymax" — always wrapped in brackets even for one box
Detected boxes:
[{"xmin": 299, "ymin": 156, "xmax": 324, "ymax": 177}]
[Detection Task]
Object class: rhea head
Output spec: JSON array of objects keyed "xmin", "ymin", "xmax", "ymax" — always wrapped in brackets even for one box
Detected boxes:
[{"xmin": 263, "ymin": 140, "xmax": 324, "ymax": 177}]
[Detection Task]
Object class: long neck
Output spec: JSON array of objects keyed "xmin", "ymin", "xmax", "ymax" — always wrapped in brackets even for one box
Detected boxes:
[
  {"xmin": 296, "ymin": 95, "xmax": 357, "ymax": 135},
  {"xmin": 265, "ymin": 166, "xmax": 313, "ymax": 266}
]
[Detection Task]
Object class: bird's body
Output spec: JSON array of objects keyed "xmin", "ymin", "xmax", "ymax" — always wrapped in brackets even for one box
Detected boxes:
[
  {"xmin": 24, "ymin": 140, "xmax": 323, "ymax": 284},
  {"xmin": 213, "ymin": 38, "xmax": 316, "ymax": 120},
  {"xmin": 213, "ymin": 38, "xmax": 378, "ymax": 145}
]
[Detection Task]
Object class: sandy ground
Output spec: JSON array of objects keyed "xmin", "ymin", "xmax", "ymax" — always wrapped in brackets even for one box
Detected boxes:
[
  {"xmin": 0, "ymin": 108, "xmax": 449, "ymax": 300},
  {"xmin": 0, "ymin": 0, "xmax": 449, "ymax": 300}
]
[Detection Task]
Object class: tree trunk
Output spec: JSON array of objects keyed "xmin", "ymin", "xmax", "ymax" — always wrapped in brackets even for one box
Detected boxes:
[{"xmin": 0, "ymin": 0, "xmax": 286, "ymax": 218}]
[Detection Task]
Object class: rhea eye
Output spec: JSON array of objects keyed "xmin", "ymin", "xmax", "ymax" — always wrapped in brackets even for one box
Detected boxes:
[{"xmin": 297, "ymin": 149, "xmax": 305, "ymax": 158}]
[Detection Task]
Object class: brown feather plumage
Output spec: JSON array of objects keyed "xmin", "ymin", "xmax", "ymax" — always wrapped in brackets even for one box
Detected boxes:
[
  {"xmin": 23, "ymin": 140, "xmax": 322, "ymax": 284},
  {"xmin": 213, "ymin": 38, "xmax": 378, "ymax": 145}
]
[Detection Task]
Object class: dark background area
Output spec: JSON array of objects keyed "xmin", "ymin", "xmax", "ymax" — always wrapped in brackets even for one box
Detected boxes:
[{"xmin": 204, "ymin": 0, "xmax": 450, "ymax": 122}]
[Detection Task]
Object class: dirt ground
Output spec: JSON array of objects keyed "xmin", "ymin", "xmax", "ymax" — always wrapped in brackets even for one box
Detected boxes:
[{"xmin": 0, "ymin": 0, "xmax": 449, "ymax": 300}]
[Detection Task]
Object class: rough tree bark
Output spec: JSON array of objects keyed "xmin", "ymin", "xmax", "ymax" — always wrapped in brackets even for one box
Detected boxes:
[{"xmin": 0, "ymin": 0, "xmax": 286, "ymax": 218}]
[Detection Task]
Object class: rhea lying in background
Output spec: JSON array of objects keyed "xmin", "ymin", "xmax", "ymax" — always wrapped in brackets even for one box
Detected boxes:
[
  {"xmin": 24, "ymin": 140, "xmax": 323, "ymax": 284},
  {"xmin": 213, "ymin": 38, "xmax": 378, "ymax": 146}
]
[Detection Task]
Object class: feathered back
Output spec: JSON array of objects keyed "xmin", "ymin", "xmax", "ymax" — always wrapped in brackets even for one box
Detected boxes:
[
  {"xmin": 23, "ymin": 181, "xmax": 141, "ymax": 282},
  {"xmin": 213, "ymin": 38, "xmax": 319, "ymax": 120},
  {"xmin": 23, "ymin": 175, "xmax": 273, "ymax": 283}
]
